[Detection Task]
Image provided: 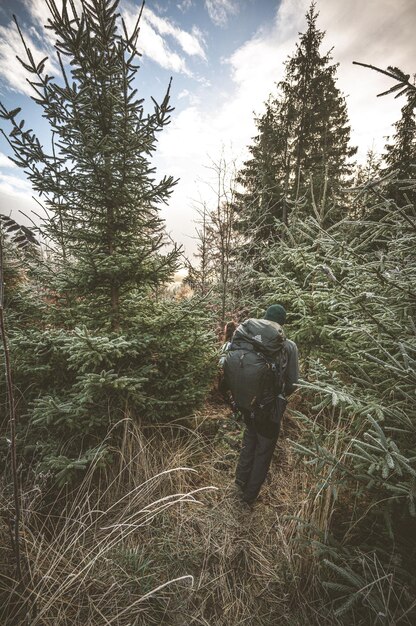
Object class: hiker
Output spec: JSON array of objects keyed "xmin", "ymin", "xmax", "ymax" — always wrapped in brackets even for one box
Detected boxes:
[
  {"xmin": 218, "ymin": 321, "xmax": 237, "ymax": 400},
  {"xmin": 223, "ymin": 304, "xmax": 299, "ymax": 507}
]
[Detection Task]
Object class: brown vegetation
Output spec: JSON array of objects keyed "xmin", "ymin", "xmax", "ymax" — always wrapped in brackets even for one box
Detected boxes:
[{"xmin": 1, "ymin": 395, "xmax": 343, "ymax": 625}]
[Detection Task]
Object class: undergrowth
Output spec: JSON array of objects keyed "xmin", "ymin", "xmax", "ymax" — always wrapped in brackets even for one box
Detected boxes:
[{"xmin": 1, "ymin": 402, "xmax": 340, "ymax": 626}]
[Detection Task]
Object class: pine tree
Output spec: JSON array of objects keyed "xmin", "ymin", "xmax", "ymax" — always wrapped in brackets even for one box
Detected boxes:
[
  {"xmin": 286, "ymin": 4, "xmax": 356, "ymax": 206},
  {"xmin": 252, "ymin": 63, "xmax": 416, "ymax": 623},
  {"xmin": 0, "ymin": 0, "xmax": 216, "ymax": 482},
  {"xmin": 236, "ymin": 2, "xmax": 356, "ymax": 253},
  {"xmin": 0, "ymin": 0, "xmax": 178, "ymax": 331},
  {"xmin": 384, "ymin": 98, "xmax": 416, "ymax": 205}
]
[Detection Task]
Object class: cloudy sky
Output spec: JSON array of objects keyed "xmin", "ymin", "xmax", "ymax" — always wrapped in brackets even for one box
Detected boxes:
[{"xmin": 0, "ymin": 0, "xmax": 415, "ymax": 255}]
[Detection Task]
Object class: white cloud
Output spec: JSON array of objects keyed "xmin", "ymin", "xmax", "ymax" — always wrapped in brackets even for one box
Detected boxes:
[
  {"xmin": 205, "ymin": 0, "xmax": 239, "ymax": 27},
  {"xmin": 27, "ymin": 0, "xmax": 83, "ymax": 35},
  {"xmin": 138, "ymin": 24, "xmax": 190, "ymax": 74},
  {"xmin": 192, "ymin": 25, "xmax": 207, "ymax": 47},
  {"xmin": 0, "ymin": 172, "xmax": 33, "ymax": 199},
  {"xmin": 157, "ymin": 0, "xmax": 304, "ymax": 251},
  {"xmin": 158, "ymin": 4, "xmax": 301, "ymax": 180},
  {"xmin": 27, "ymin": 0, "xmax": 54, "ymax": 31},
  {"xmin": 312, "ymin": 0, "xmax": 416, "ymax": 159},
  {"xmin": 158, "ymin": 0, "xmax": 416, "ymax": 254},
  {"xmin": 0, "ymin": 152, "xmax": 17, "ymax": 168},
  {"xmin": 144, "ymin": 8, "xmax": 206, "ymax": 60},
  {"xmin": 0, "ymin": 0, "xmax": 205, "ymax": 92},
  {"xmin": 0, "ymin": 187, "xmax": 39, "ymax": 235},
  {"xmin": 177, "ymin": 88, "xmax": 202, "ymax": 106},
  {"xmin": 178, "ymin": 0, "xmax": 195, "ymax": 12},
  {"xmin": 122, "ymin": 2, "xmax": 206, "ymax": 75},
  {"xmin": 159, "ymin": 0, "xmax": 308, "ymax": 180}
]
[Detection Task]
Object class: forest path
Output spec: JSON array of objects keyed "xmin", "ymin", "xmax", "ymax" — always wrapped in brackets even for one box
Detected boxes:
[
  {"xmin": 79, "ymin": 393, "xmax": 314, "ymax": 626},
  {"xmin": 193, "ymin": 394, "xmax": 302, "ymax": 517},
  {"xmin": 158, "ymin": 394, "xmax": 310, "ymax": 625}
]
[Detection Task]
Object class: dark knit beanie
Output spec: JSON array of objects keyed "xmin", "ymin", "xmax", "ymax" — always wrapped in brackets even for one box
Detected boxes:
[{"xmin": 264, "ymin": 304, "xmax": 286, "ymax": 325}]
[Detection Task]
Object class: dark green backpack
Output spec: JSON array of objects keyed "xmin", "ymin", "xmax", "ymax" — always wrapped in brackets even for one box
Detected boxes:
[{"xmin": 223, "ymin": 318, "xmax": 287, "ymax": 413}]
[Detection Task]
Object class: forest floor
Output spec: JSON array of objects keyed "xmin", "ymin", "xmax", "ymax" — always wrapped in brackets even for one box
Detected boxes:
[
  {"xmin": 128, "ymin": 393, "xmax": 330, "ymax": 626},
  {"xmin": 193, "ymin": 393, "xmax": 302, "ymax": 521},
  {"xmin": 1, "ymin": 393, "xmax": 335, "ymax": 626}
]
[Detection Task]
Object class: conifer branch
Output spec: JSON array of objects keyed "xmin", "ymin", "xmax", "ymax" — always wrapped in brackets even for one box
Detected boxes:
[{"xmin": 353, "ymin": 61, "xmax": 416, "ymax": 103}]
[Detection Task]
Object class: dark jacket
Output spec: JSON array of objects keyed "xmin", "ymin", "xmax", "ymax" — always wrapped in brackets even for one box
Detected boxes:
[{"xmin": 282, "ymin": 339, "xmax": 299, "ymax": 396}]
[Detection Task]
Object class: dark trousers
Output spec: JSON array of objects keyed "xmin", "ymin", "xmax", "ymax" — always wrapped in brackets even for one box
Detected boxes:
[{"xmin": 235, "ymin": 417, "xmax": 279, "ymax": 504}]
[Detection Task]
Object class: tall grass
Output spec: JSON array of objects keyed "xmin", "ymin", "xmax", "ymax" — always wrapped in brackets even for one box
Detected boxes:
[
  {"xmin": 1, "ymin": 418, "xmax": 213, "ymax": 625},
  {"xmin": 1, "ymin": 407, "xmax": 346, "ymax": 625}
]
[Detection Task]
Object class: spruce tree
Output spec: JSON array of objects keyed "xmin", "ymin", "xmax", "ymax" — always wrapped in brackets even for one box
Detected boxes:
[
  {"xmin": 0, "ymin": 0, "xmax": 178, "ymax": 331},
  {"xmin": 0, "ymin": 0, "xmax": 216, "ymax": 483},
  {"xmin": 252, "ymin": 64, "xmax": 416, "ymax": 623},
  {"xmin": 236, "ymin": 2, "xmax": 356, "ymax": 253},
  {"xmin": 251, "ymin": 166, "xmax": 416, "ymax": 623},
  {"xmin": 235, "ymin": 95, "xmax": 293, "ymax": 266},
  {"xmin": 286, "ymin": 4, "xmax": 356, "ymax": 206},
  {"xmin": 384, "ymin": 98, "xmax": 416, "ymax": 205},
  {"xmin": 236, "ymin": 99, "xmax": 289, "ymax": 238}
]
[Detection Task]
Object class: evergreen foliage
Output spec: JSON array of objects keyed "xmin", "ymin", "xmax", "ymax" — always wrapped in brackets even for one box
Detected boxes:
[
  {"xmin": 0, "ymin": 0, "xmax": 178, "ymax": 331},
  {"xmin": 232, "ymin": 57, "xmax": 416, "ymax": 621},
  {"xmin": 384, "ymin": 99, "xmax": 416, "ymax": 205},
  {"xmin": 236, "ymin": 99, "xmax": 289, "ymax": 247},
  {"xmin": 0, "ymin": 0, "xmax": 216, "ymax": 482},
  {"xmin": 284, "ymin": 4, "xmax": 356, "ymax": 205},
  {"xmin": 1, "ymin": 0, "xmax": 415, "ymax": 621},
  {"xmin": 236, "ymin": 2, "xmax": 356, "ymax": 262},
  {"xmin": 253, "ymin": 157, "xmax": 416, "ymax": 623},
  {"xmin": 0, "ymin": 215, "xmax": 40, "ymax": 586}
]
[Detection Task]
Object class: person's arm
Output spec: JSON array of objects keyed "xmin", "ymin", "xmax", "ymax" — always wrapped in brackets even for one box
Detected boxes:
[{"xmin": 284, "ymin": 341, "xmax": 299, "ymax": 396}]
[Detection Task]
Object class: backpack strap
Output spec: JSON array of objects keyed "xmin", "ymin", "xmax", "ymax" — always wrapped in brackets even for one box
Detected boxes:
[
  {"xmin": 273, "ymin": 344, "xmax": 289, "ymax": 394},
  {"xmin": 253, "ymin": 346, "xmax": 289, "ymax": 423}
]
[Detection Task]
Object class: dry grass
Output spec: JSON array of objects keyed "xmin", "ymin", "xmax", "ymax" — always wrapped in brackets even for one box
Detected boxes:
[{"xmin": 0, "ymin": 400, "xmax": 340, "ymax": 625}]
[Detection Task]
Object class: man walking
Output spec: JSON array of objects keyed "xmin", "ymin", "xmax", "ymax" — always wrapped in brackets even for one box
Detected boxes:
[{"xmin": 224, "ymin": 304, "xmax": 299, "ymax": 507}]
